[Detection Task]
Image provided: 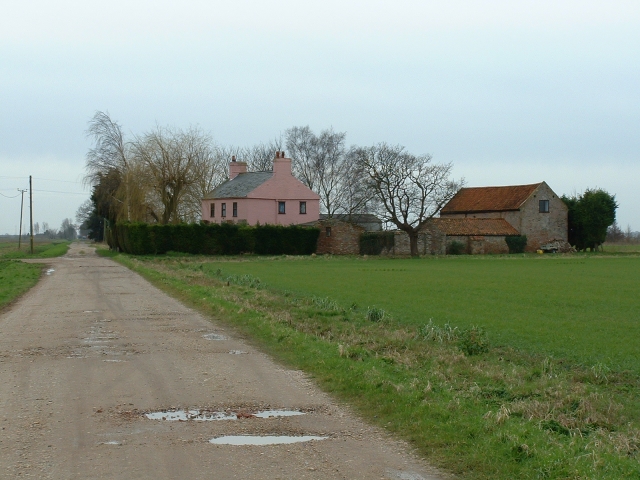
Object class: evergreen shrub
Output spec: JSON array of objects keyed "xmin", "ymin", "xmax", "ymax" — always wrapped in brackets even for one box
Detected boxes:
[{"xmin": 505, "ymin": 235, "xmax": 528, "ymax": 254}]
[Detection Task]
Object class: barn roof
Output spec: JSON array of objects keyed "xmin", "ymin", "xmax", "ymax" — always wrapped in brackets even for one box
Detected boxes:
[
  {"xmin": 441, "ymin": 183, "xmax": 542, "ymax": 213},
  {"xmin": 432, "ymin": 218, "xmax": 519, "ymax": 236},
  {"xmin": 203, "ymin": 172, "xmax": 273, "ymax": 199}
]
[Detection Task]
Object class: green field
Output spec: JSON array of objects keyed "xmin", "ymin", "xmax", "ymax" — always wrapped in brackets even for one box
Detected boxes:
[
  {"xmin": 195, "ymin": 255, "xmax": 640, "ymax": 372},
  {"xmin": 0, "ymin": 241, "xmax": 70, "ymax": 310},
  {"xmin": 110, "ymin": 252, "xmax": 640, "ymax": 479}
]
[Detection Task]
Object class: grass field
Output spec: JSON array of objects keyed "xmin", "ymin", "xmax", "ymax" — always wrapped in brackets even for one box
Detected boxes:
[
  {"xmin": 192, "ymin": 255, "xmax": 640, "ymax": 372},
  {"xmin": 106, "ymin": 251, "xmax": 640, "ymax": 479},
  {"xmin": 0, "ymin": 241, "xmax": 70, "ymax": 310}
]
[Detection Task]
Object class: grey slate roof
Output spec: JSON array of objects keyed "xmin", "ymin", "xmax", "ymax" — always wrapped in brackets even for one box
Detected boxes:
[{"xmin": 203, "ymin": 172, "xmax": 273, "ymax": 199}]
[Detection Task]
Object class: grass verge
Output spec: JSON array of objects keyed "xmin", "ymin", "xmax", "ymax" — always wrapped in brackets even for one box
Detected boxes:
[
  {"xmin": 0, "ymin": 241, "xmax": 70, "ymax": 259},
  {"xmin": 104, "ymin": 252, "xmax": 640, "ymax": 479},
  {"xmin": 0, "ymin": 261, "xmax": 44, "ymax": 310}
]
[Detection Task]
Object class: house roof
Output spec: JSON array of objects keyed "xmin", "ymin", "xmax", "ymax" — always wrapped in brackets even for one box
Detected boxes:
[
  {"xmin": 441, "ymin": 183, "xmax": 542, "ymax": 213},
  {"xmin": 432, "ymin": 218, "xmax": 520, "ymax": 236},
  {"xmin": 203, "ymin": 172, "xmax": 273, "ymax": 199},
  {"xmin": 319, "ymin": 214, "xmax": 382, "ymax": 224}
]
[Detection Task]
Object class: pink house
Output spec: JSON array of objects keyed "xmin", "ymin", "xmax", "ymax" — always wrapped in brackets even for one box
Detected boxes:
[{"xmin": 201, "ymin": 152, "xmax": 320, "ymax": 226}]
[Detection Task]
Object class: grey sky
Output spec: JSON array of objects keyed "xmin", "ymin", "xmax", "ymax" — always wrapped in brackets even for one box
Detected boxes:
[{"xmin": 1, "ymin": 1, "xmax": 638, "ymax": 235}]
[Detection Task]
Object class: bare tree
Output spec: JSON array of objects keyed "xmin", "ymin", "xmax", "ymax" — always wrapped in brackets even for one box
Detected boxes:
[
  {"xmin": 241, "ymin": 137, "xmax": 283, "ymax": 172},
  {"xmin": 285, "ymin": 126, "xmax": 372, "ymax": 216},
  {"xmin": 132, "ymin": 126, "xmax": 215, "ymax": 224},
  {"xmin": 33, "ymin": 222, "xmax": 40, "ymax": 235},
  {"xmin": 353, "ymin": 143, "xmax": 464, "ymax": 257},
  {"xmin": 180, "ymin": 144, "xmax": 229, "ymax": 222},
  {"xmin": 84, "ymin": 111, "xmax": 149, "ymax": 222}
]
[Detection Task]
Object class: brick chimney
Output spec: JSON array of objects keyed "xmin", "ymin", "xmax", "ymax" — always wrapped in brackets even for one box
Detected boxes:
[
  {"xmin": 229, "ymin": 155, "xmax": 247, "ymax": 179},
  {"xmin": 272, "ymin": 151, "xmax": 292, "ymax": 176}
]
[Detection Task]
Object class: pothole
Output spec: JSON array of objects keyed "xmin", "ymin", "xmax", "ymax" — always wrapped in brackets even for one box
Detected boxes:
[
  {"xmin": 203, "ymin": 333, "xmax": 226, "ymax": 341},
  {"xmin": 209, "ymin": 435, "xmax": 327, "ymax": 445},
  {"xmin": 144, "ymin": 409, "xmax": 305, "ymax": 421},
  {"xmin": 45, "ymin": 269, "xmax": 55, "ymax": 275}
]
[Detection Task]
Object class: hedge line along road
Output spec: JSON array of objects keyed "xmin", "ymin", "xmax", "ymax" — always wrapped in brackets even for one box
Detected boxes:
[{"xmin": 0, "ymin": 242, "xmax": 446, "ymax": 480}]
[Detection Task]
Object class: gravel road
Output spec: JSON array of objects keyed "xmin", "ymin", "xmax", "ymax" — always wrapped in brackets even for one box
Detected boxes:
[{"xmin": 0, "ymin": 243, "xmax": 446, "ymax": 479}]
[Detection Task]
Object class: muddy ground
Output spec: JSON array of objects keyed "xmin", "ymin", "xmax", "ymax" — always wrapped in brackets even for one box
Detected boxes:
[{"xmin": 0, "ymin": 243, "xmax": 447, "ymax": 479}]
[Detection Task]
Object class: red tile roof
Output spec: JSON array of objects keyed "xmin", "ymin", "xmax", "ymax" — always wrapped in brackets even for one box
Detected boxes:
[
  {"xmin": 432, "ymin": 218, "xmax": 519, "ymax": 236},
  {"xmin": 441, "ymin": 183, "xmax": 542, "ymax": 213}
]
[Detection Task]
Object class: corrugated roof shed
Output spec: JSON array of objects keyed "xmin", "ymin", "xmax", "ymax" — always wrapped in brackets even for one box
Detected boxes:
[
  {"xmin": 203, "ymin": 172, "xmax": 273, "ymax": 199},
  {"xmin": 432, "ymin": 218, "xmax": 519, "ymax": 236},
  {"xmin": 441, "ymin": 183, "xmax": 541, "ymax": 213}
]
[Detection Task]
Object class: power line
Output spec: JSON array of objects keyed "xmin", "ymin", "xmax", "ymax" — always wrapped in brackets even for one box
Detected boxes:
[
  {"xmin": 33, "ymin": 189, "xmax": 88, "ymax": 196},
  {"xmin": 0, "ymin": 192, "xmax": 21, "ymax": 198}
]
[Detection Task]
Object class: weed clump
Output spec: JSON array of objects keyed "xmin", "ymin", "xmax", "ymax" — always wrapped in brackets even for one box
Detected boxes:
[
  {"xmin": 458, "ymin": 325, "xmax": 490, "ymax": 356},
  {"xmin": 366, "ymin": 306, "xmax": 386, "ymax": 322}
]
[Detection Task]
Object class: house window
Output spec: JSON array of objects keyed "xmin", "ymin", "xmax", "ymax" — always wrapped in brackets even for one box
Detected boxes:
[
  {"xmin": 326, "ymin": 227, "xmax": 331, "ymax": 237},
  {"xmin": 232, "ymin": 202, "xmax": 238, "ymax": 217},
  {"xmin": 299, "ymin": 201, "xmax": 306, "ymax": 214},
  {"xmin": 210, "ymin": 202, "xmax": 215, "ymax": 218},
  {"xmin": 539, "ymin": 200, "xmax": 549, "ymax": 213},
  {"xmin": 221, "ymin": 203, "xmax": 227, "ymax": 217},
  {"xmin": 278, "ymin": 201, "xmax": 286, "ymax": 214}
]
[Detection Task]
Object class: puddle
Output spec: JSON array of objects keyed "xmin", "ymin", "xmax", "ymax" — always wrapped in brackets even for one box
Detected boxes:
[
  {"xmin": 203, "ymin": 333, "xmax": 226, "ymax": 341},
  {"xmin": 45, "ymin": 269, "xmax": 55, "ymax": 275},
  {"xmin": 100, "ymin": 441, "xmax": 122, "ymax": 446},
  {"xmin": 254, "ymin": 410, "xmax": 305, "ymax": 418},
  {"xmin": 209, "ymin": 435, "xmax": 326, "ymax": 446},
  {"xmin": 145, "ymin": 410, "xmax": 236, "ymax": 422},
  {"xmin": 387, "ymin": 471, "xmax": 430, "ymax": 480},
  {"xmin": 103, "ymin": 359, "xmax": 126, "ymax": 363},
  {"xmin": 145, "ymin": 409, "xmax": 305, "ymax": 421},
  {"xmin": 229, "ymin": 350, "xmax": 247, "ymax": 355},
  {"xmin": 83, "ymin": 310, "xmax": 101, "ymax": 313}
]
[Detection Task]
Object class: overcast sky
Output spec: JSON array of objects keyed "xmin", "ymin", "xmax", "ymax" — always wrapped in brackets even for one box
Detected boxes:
[{"xmin": 1, "ymin": 1, "xmax": 638, "ymax": 235}]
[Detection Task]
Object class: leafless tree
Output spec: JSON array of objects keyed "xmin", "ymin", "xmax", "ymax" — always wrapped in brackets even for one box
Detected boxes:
[
  {"xmin": 84, "ymin": 111, "xmax": 150, "ymax": 222},
  {"xmin": 85, "ymin": 111, "xmax": 129, "ymax": 185},
  {"xmin": 33, "ymin": 222, "xmax": 40, "ymax": 235},
  {"xmin": 132, "ymin": 126, "xmax": 215, "ymax": 224},
  {"xmin": 353, "ymin": 143, "xmax": 464, "ymax": 257},
  {"xmin": 285, "ymin": 126, "xmax": 372, "ymax": 216},
  {"xmin": 180, "ymin": 144, "xmax": 229, "ymax": 222},
  {"xmin": 241, "ymin": 137, "xmax": 284, "ymax": 172}
]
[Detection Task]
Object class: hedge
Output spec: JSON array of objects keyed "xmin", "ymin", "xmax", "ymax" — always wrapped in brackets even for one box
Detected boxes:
[
  {"xmin": 107, "ymin": 222, "xmax": 319, "ymax": 256},
  {"xmin": 505, "ymin": 235, "xmax": 528, "ymax": 254}
]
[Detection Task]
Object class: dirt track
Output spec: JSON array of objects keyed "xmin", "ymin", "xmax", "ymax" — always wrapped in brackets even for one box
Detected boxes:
[{"xmin": 0, "ymin": 243, "xmax": 446, "ymax": 479}]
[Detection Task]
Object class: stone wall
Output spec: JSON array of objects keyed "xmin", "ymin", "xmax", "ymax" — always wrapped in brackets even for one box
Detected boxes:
[
  {"xmin": 312, "ymin": 220, "xmax": 364, "ymax": 255},
  {"xmin": 445, "ymin": 235, "xmax": 509, "ymax": 254}
]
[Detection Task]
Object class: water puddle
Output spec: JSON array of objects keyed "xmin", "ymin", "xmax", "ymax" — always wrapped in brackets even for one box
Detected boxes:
[
  {"xmin": 84, "ymin": 310, "xmax": 101, "ymax": 313},
  {"xmin": 203, "ymin": 333, "xmax": 226, "ymax": 341},
  {"xmin": 45, "ymin": 269, "xmax": 55, "ymax": 275},
  {"xmin": 100, "ymin": 441, "xmax": 122, "ymax": 446},
  {"xmin": 103, "ymin": 359, "xmax": 126, "ymax": 363},
  {"xmin": 254, "ymin": 410, "xmax": 305, "ymax": 418},
  {"xmin": 145, "ymin": 409, "xmax": 305, "ymax": 421},
  {"xmin": 209, "ymin": 435, "xmax": 326, "ymax": 446},
  {"xmin": 229, "ymin": 350, "xmax": 247, "ymax": 355},
  {"xmin": 145, "ymin": 410, "xmax": 236, "ymax": 421}
]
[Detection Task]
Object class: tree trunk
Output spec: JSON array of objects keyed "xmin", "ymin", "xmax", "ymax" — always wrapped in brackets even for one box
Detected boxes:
[{"xmin": 409, "ymin": 231, "xmax": 419, "ymax": 257}]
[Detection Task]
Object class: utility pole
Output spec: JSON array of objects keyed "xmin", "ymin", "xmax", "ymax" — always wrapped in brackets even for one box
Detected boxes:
[
  {"xmin": 29, "ymin": 176, "xmax": 34, "ymax": 254},
  {"xmin": 17, "ymin": 188, "xmax": 27, "ymax": 249}
]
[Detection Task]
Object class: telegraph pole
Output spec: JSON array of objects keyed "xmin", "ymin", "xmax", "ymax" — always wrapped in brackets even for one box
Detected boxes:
[
  {"xmin": 29, "ymin": 176, "xmax": 34, "ymax": 254},
  {"xmin": 17, "ymin": 188, "xmax": 27, "ymax": 249}
]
